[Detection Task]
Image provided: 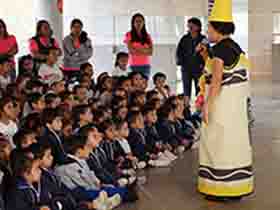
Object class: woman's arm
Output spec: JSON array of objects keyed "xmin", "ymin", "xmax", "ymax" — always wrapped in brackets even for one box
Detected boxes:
[
  {"xmin": 203, "ymin": 58, "xmax": 223, "ymax": 124},
  {"xmin": 7, "ymin": 43, "xmax": 18, "ymax": 56}
]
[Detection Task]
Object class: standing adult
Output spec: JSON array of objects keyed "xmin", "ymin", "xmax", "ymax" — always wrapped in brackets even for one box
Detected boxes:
[
  {"xmin": 124, "ymin": 13, "xmax": 153, "ymax": 80},
  {"xmin": 197, "ymin": 0, "xmax": 254, "ymax": 201},
  {"xmin": 176, "ymin": 17, "xmax": 206, "ymax": 100},
  {"xmin": 63, "ymin": 19, "xmax": 93, "ymax": 81},
  {"xmin": 29, "ymin": 20, "xmax": 62, "ymax": 73},
  {"xmin": 0, "ymin": 19, "xmax": 18, "ymax": 82}
]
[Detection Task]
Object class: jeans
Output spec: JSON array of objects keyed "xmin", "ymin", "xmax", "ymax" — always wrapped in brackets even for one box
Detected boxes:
[
  {"xmin": 130, "ymin": 65, "xmax": 151, "ymax": 80},
  {"xmin": 181, "ymin": 67, "xmax": 201, "ymax": 98}
]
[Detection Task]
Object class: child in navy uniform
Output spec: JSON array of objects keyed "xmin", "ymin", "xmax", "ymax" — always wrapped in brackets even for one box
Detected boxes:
[
  {"xmin": 6, "ymin": 154, "xmax": 51, "ymax": 210},
  {"xmin": 40, "ymin": 108, "xmax": 71, "ymax": 166}
]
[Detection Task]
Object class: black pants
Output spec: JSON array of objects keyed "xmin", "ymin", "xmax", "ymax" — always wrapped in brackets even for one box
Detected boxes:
[{"xmin": 181, "ymin": 67, "xmax": 201, "ymax": 98}]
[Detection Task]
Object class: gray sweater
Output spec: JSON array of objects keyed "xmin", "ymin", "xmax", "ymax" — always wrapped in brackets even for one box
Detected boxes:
[
  {"xmin": 63, "ymin": 35, "xmax": 93, "ymax": 70},
  {"xmin": 54, "ymin": 156, "xmax": 100, "ymax": 191}
]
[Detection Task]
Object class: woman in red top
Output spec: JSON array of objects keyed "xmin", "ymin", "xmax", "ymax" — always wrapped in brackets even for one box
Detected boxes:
[
  {"xmin": 0, "ymin": 19, "xmax": 18, "ymax": 81},
  {"xmin": 124, "ymin": 13, "xmax": 153, "ymax": 80},
  {"xmin": 29, "ymin": 20, "xmax": 62, "ymax": 72}
]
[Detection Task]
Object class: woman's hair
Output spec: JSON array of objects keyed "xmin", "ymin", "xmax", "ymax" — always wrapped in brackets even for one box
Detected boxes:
[
  {"xmin": 0, "ymin": 19, "xmax": 9, "ymax": 38},
  {"xmin": 71, "ymin": 18, "xmax": 83, "ymax": 28},
  {"xmin": 209, "ymin": 21, "xmax": 235, "ymax": 35},
  {"xmin": 115, "ymin": 52, "xmax": 129, "ymax": 67},
  {"xmin": 36, "ymin": 20, "xmax": 52, "ymax": 37},
  {"xmin": 188, "ymin": 17, "xmax": 202, "ymax": 32},
  {"xmin": 130, "ymin": 13, "xmax": 151, "ymax": 45}
]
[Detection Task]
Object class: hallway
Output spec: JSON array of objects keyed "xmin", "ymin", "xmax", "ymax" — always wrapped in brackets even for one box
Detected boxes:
[{"xmin": 122, "ymin": 79, "xmax": 279, "ymax": 210}]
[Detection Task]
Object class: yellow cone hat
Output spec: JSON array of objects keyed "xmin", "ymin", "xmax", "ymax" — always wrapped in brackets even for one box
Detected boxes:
[{"xmin": 209, "ymin": 0, "xmax": 233, "ymax": 23}]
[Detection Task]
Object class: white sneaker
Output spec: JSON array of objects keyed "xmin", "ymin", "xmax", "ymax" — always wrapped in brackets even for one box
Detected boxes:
[
  {"xmin": 107, "ymin": 194, "xmax": 122, "ymax": 210},
  {"xmin": 93, "ymin": 191, "xmax": 108, "ymax": 210},
  {"xmin": 176, "ymin": 146, "xmax": 185, "ymax": 155},
  {"xmin": 148, "ymin": 159, "xmax": 171, "ymax": 167},
  {"xmin": 118, "ymin": 178, "xmax": 128, "ymax": 187},
  {"xmin": 137, "ymin": 161, "xmax": 147, "ymax": 169},
  {"xmin": 122, "ymin": 169, "xmax": 136, "ymax": 176},
  {"xmin": 164, "ymin": 150, "xmax": 178, "ymax": 161}
]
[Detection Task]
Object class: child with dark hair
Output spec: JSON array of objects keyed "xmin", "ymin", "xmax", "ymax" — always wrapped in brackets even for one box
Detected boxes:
[
  {"xmin": 61, "ymin": 119, "xmax": 73, "ymax": 143},
  {"xmin": 49, "ymin": 79, "xmax": 65, "ymax": 95},
  {"xmin": 130, "ymin": 90, "xmax": 146, "ymax": 108},
  {"xmin": 6, "ymin": 154, "xmax": 51, "ymax": 210},
  {"xmin": 143, "ymin": 105, "xmax": 177, "ymax": 162},
  {"xmin": 118, "ymin": 76, "xmax": 131, "ymax": 94},
  {"xmin": 99, "ymin": 120, "xmax": 136, "ymax": 187},
  {"xmin": 156, "ymin": 103, "xmax": 185, "ymax": 154},
  {"xmin": 114, "ymin": 87, "xmax": 128, "ymax": 99},
  {"xmin": 20, "ymin": 113, "xmax": 43, "ymax": 136},
  {"xmin": 73, "ymin": 85, "xmax": 88, "ymax": 105},
  {"xmin": 59, "ymin": 91, "xmax": 77, "ymax": 111},
  {"xmin": 146, "ymin": 90, "xmax": 160, "ymax": 102},
  {"xmin": 112, "ymin": 52, "xmax": 129, "ymax": 77},
  {"xmin": 113, "ymin": 106, "xmax": 128, "ymax": 121},
  {"xmin": 55, "ymin": 126, "xmax": 133, "ymax": 208},
  {"xmin": 40, "ymin": 108, "xmax": 70, "ymax": 166},
  {"xmin": 128, "ymin": 71, "xmax": 143, "ymax": 92},
  {"xmin": 38, "ymin": 47, "xmax": 63, "ymax": 86},
  {"xmin": 44, "ymin": 93, "xmax": 61, "ymax": 109},
  {"xmin": 0, "ymin": 96, "xmax": 18, "ymax": 147},
  {"xmin": 153, "ymin": 72, "xmax": 169, "ymax": 101},
  {"xmin": 72, "ymin": 105, "xmax": 93, "ymax": 133},
  {"xmin": 0, "ymin": 136, "xmax": 13, "ymax": 208},
  {"xmin": 98, "ymin": 76, "xmax": 113, "ymax": 106},
  {"xmin": 25, "ymin": 92, "xmax": 45, "ymax": 117},
  {"xmin": 30, "ymin": 143, "xmax": 91, "ymax": 210},
  {"xmin": 13, "ymin": 129, "xmax": 37, "ymax": 150},
  {"xmin": 18, "ymin": 54, "xmax": 35, "ymax": 77}
]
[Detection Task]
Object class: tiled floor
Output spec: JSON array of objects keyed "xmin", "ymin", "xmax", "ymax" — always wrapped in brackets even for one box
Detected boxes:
[{"xmin": 121, "ymin": 80, "xmax": 279, "ymax": 210}]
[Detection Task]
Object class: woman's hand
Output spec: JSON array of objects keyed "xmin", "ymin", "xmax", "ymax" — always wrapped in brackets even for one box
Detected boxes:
[
  {"xmin": 196, "ymin": 43, "xmax": 208, "ymax": 61},
  {"xmin": 202, "ymin": 102, "xmax": 209, "ymax": 125}
]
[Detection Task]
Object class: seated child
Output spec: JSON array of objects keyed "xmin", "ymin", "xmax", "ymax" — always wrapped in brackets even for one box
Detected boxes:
[
  {"xmin": 143, "ymin": 105, "xmax": 177, "ymax": 162},
  {"xmin": 40, "ymin": 108, "xmax": 71, "ymax": 166},
  {"xmin": 112, "ymin": 52, "xmax": 129, "ymax": 77},
  {"xmin": 128, "ymin": 111, "xmax": 170, "ymax": 167},
  {"xmin": 6, "ymin": 154, "xmax": 51, "ymax": 210},
  {"xmin": 38, "ymin": 47, "xmax": 63, "ymax": 86},
  {"xmin": 44, "ymin": 93, "xmax": 61, "ymax": 109},
  {"xmin": 99, "ymin": 120, "xmax": 136, "ymax": 186},
  {"xmin": 55, "ymin": 126, "xmax": 135, "ymax": 207},
  {"xmin": 0, "ymin": 96, "xmax": 18, "ymax": 148},
  {"xmin": 73, "ymin": 85, "xmax": 88, "ymax": 105},
  {"xmin": 72, "ymin": 105, "xmax": 93, "ymax": 133},
  {"xmin": 153, "ymin": 73, "xmax": 169, "ymax": 101}
]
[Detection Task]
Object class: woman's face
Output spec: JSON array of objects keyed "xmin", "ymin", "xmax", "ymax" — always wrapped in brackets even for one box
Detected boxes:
[
  {"xmin": 207, "ymin": 23, "xmax": 220, "ymax": 43},
  {"xmin": 71, "ymin": 23, "xmax": 82, "ymax": 37},
  {"xmin": 40, "ymin": 23, "xmax": 51, "ymax": 37},
  {"xmin": 134, "ymin": 16, "xmax": 145, "ymax": 32}
]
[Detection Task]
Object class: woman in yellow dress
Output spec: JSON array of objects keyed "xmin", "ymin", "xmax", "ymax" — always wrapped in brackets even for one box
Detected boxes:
[{"xmin": 197, "ymin": 0, "xmax": 254, "ymax": 201}]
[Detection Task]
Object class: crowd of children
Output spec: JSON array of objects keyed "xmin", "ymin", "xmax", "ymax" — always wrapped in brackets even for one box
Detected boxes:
[{"xmin": 0, "ymin": 18, "xmax": 203, "ymax": 210}]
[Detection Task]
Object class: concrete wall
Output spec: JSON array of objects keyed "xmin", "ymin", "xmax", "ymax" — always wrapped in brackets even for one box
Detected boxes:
[{"xmin": 248, "ymin": 0, "xmax": 278, "ymax": 79}]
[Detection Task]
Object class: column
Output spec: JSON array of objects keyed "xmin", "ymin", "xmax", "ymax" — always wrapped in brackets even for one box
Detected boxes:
[{"xmin": 33, "ymin": 0, "xmax": 63, "ymax": 43}]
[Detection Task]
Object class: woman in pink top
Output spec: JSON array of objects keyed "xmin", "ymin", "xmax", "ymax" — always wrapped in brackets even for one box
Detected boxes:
[
  {"xmin": 29, "ymin": 20, "xmax": 62, "ymax": 71},
  {"xmin": 124, "ymin": 13, "xmax": 153, "ymax": 79},
  {"xmin": 0, "ymin": 19, "xmax": 18, "ymax": 81}
]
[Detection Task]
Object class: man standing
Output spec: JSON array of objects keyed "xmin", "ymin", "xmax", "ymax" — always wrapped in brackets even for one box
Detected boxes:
[{"xmin": 176, "ymin": 17, "xmax": 206, "ymax": 101}]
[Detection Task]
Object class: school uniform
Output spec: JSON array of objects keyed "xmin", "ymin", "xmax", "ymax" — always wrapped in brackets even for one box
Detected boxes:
[
  {"xmin": 156, "ymin": 119, "xmax": 180, "ymax": 150},
  {"xmin": 87, "ymin": 145, "xmax": 118, "ymax": 185},
  {"xmin": 144, "ymin": 125, "xmax": 162, "ymax": 154},
  {"xmin": 40, "ymin": 127, "xmax": 71, "ymax": 166},
  {"xmin": 127, "ymin": 128, "xmax": 149, "ymax": 162},
  {"xmin": 55, "ymin": 155, "xmax": 128, "ymax": 202},
  {"xmin": 6, "ymin": 178, "xmax": 53, "ymax": 210},
  {"xmin": 40, "ymin": 168, "xmax": 79, "ymax": 210}
]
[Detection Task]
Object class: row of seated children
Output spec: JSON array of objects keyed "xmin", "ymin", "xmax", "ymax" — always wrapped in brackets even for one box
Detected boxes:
[{"xmin": 0, "ymin": 53, "xmax": 201, "ymax": 210}]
